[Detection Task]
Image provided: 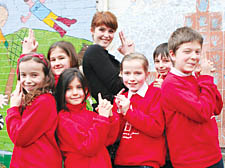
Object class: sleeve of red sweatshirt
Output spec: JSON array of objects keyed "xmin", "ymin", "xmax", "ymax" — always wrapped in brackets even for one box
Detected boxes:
[
  {"xmin": 105, "ymin": 113, "xmax": 120, "ymax": 146},
  {"xmin": 198, "ymin": 76, "xmax": 223, "ymax": 116},
  {"xmin": 162, "ymin": 75, "xmax": 222, "ymax": 123},
  {"xmin": 6, "ymin": 94, "xmax": 57, "ymax": 147},
  {"xmin": 57, "ymin": 112, "xmax": 111, "ymax": 157},
  {"xmin": 124, "ymin": 87, "xmax": 164, "ymax": 137}
]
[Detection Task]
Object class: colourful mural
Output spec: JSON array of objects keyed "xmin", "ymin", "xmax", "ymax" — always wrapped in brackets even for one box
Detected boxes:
[{"xmin": 21, "ymin": 0, "xmax": 77, "ymax": 37}]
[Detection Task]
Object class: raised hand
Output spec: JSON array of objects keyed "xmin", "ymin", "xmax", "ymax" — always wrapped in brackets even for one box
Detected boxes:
[
  {"xmin": 22, "ymin": 29, "xmax": 39, "ymax": 54},
  {"xmin": 0, "ymin": 94, "xmax": 8, "ymax": 109},
  {"xmin": 115, "ymin": 89, "xmax": 130, "ymax": 115},
  {"xmin": 153, "ymin": 74, "xmax": 163, "ymax": 88},
  {"xmin": 10, "ymin": 81, "xmax": 23, "ymax": 107},
  {"xmin": 97, "ymin": 93, "xmax": 113, "ymax": 118},
  {"xmin": 117, "ymin": 31, "xmax": 135, "ymax": 55},
  {"xmin": 199, "ymin": 49, "xmax": 215, "ymax": 77}
]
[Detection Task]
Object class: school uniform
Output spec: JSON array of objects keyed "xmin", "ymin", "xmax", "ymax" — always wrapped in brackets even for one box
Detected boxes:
[
  {"xmin": 161, "ymin": 67, "xmax": 223, "ymax": 168},
  {"xmin": 114, "ymin": 82, "xmax": 166, "ymax": 168},
  {"xmin": 57, "ymin": 103, "xmax": 120, "ymax": 168},
  {"xmin": 6, "ymin": 93, "xmax": 62, "ymax": 168}
]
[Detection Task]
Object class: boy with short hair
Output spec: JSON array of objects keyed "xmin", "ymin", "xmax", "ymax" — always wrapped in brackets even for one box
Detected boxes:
[{"xmin": 161, "ymin": 26, "xmax": 223, "ymax": 168}]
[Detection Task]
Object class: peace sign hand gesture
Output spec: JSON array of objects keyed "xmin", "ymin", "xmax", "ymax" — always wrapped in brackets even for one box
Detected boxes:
[{"xmin": 118, "ymin": 31, "xmax": 135, "ymax": 55}]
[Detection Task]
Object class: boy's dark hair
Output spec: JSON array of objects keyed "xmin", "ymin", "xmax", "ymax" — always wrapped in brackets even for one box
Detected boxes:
[
  {"xmin": 55, "ymin": 68, "xmax": 89, "ymax": 112},
  {"xmin": 153, "ymin": 42, "xmax": 170, "ymax": 60},
  {"xmin": 47, "ymin": 41, "xmax": 79, "ymax": 67},
  {"xmin": 168, "ymin": 26, "xmax": 203, "ymax": 54}
]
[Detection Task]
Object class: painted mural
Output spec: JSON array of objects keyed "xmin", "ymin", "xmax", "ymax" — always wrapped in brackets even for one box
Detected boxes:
[{"xmin": 0, "ymin": 0, "xmax": 96, "ymax": 167}]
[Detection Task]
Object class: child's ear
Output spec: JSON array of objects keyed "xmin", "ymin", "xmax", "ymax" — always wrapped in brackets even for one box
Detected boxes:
[{"xmin": 169, "ymin": 50, "xmax": 176, "ymax": 62}]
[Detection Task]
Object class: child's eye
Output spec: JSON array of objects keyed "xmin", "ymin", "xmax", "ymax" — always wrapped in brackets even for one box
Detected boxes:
[
  {"xmin": 135, "ymin": 72, "xmax": 143, "ymax": 75},
  {"xmin": 196, "ymin": 50, "xmax": 201, "ymax": 54},
  {"xmin": 109, "ymin": 29, "xmax": 114, "ymax": 33},
  {"xmin": 59, "ymin": 56, "xmax": 65, "ymax": 60},
  {"xmin": 31, "ymin": 74, "xmax": 38, "ymax": 77},
  {"xmin": 154, "ymin": 60, "xmax": 160, "ymax": 63},
  {"xmin": 99, "ymin": 28, "xmax": 105, "ymax": 31},
  {"xmin": 50, "ymin": 58, "xmax": 55, "ymax": 62},
  {"xmin": 20, "ymin": 73, "xmax": 26, "ymax": 77},
  {"xmin": 123, "ymin": 71, "xmax": 130, "ymax": 75}
]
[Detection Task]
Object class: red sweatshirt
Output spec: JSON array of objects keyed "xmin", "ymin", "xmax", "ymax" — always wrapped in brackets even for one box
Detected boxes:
[
  {"xmin": 6, "ymin": 93, "xmax": 62, "ymax": 168},
  {"xmin": 114, "ymin": 83, "xmax": 166, "ymax": 168},
  {"xmin": 57, "ymin": 103, "xmax": 120, "ymax": 168},
  {"xmin": 161, "ymin": 72, "xmax": 223, "ymax": 168}
]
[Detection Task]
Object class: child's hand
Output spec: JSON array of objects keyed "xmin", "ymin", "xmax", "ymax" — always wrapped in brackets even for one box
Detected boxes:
[
  {"xmin": 200, "ymin": 58, "xmax": 214, "ymax": 77},
  {"xmin": 153, "ymin": 75, "xmax": 163, "ymax": 88},
  {"xmin": 118, "ymin": 31, "xmax": 135, "ymax": 55},
  {"xmin": 0, "ymin": 94, "xmax": 8, "ymax": 109},
  {"xmin": 97, "ymin": 93, "xmax": 113, "ymax": 118},
  {"xmin": 10, "ymin": 81, "xmax": 23, "ymax": 107},
  {"xmin": 115, "ymin": 89, "xmax": 130, "ymax": 116},
  {"xmin": 22, "ymin": 29, "xmax": 38, "ymax": 54}
]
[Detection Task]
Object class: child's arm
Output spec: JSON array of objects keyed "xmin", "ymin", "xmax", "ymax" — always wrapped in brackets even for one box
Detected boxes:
[
  {"xmin": 6, "ymin": 94, "xmax": 57, "ymax": 146},
  {"xmin": 125, "ymin": 90, "xmax": 164, "ymax": 137},
  {"xmin": 161, "ymin": 75, "xmax": 220, "ymax": 123},
  {"xmin": 115, "ymin": 88, "xmax": 164, "ymax": 137},
  {"xmin": 21, "ymin": 12, "xmax": 32, "ymax": 23},
  {"xmin": 57, "ymin": 112, "xmax": 111, "ymax": 156}
]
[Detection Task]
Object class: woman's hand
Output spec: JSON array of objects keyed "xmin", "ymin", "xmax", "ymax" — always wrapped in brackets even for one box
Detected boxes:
[{"xmin": 117, "ymin": 31, "xmax": 135, "ymax": 55}]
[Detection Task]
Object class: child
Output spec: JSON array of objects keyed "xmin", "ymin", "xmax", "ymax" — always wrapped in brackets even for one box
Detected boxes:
[
  {"xmin": 153, "ymin": 43, "xmax": 173, "ymax": 168},
  {"xmin": 22, "ymin": 29, "xmax": 79, "ymax": 85},
  {"xmin": 153, "ymin": 42, "xmax": 173, "ymax": 88},
  {"xmin": 21, "ymin": 0, "xmax": 76, "ymax": 37},
  {"xmin": 55, "ymin": 68, "xmax": 120, "ymax": 168},
  {"xmin": 161, "ymin": 26, "xmax": 223, "ymax": 168},
  {"xmin": 114, "ymin": 53, "xmax": 166, "ymax": 168},
  {"xmin": 6, "ymin": 52, "xmax": 62, "ymax": 167},
  {"xmin": 22, "ymin": 29, "xmax": 96, "ymax": 111}
]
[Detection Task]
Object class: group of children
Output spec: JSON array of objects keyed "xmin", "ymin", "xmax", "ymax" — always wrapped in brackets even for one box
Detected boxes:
[{"xmin": 4, "ymin": 11, "xmax": 224, "ymax": 168}]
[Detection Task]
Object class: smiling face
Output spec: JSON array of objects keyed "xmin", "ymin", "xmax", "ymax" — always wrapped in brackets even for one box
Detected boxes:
[
  {"xmin": 19, "ymin": 60, "xmax": 45, "ymax": 93},
  {"xmin": 65, "ymin": 77, "xmax": 86, "ymax": 105},
  {"xmin": 91, "ymin": 24, "xmax": 115, "ymax": 49},
  {"xmin": 154, "ymin": 54, "xmax": 172, "ymax": 77},
  {"xmin": 171, "ymin": 41, "xmax": 201, "ymax": 74},
  {"xmin": 49, "ymin": 47, "xmax": 71, "ymax": 76},
  {"xmin": 121, "ymin": 59, "xmax": 147, "ymax": 92}
]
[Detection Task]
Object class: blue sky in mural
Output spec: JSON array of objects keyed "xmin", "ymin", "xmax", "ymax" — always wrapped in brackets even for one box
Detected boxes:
[{"xmin": 0, "ymin": 0, "xmax": 96, "ymax": 40}]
